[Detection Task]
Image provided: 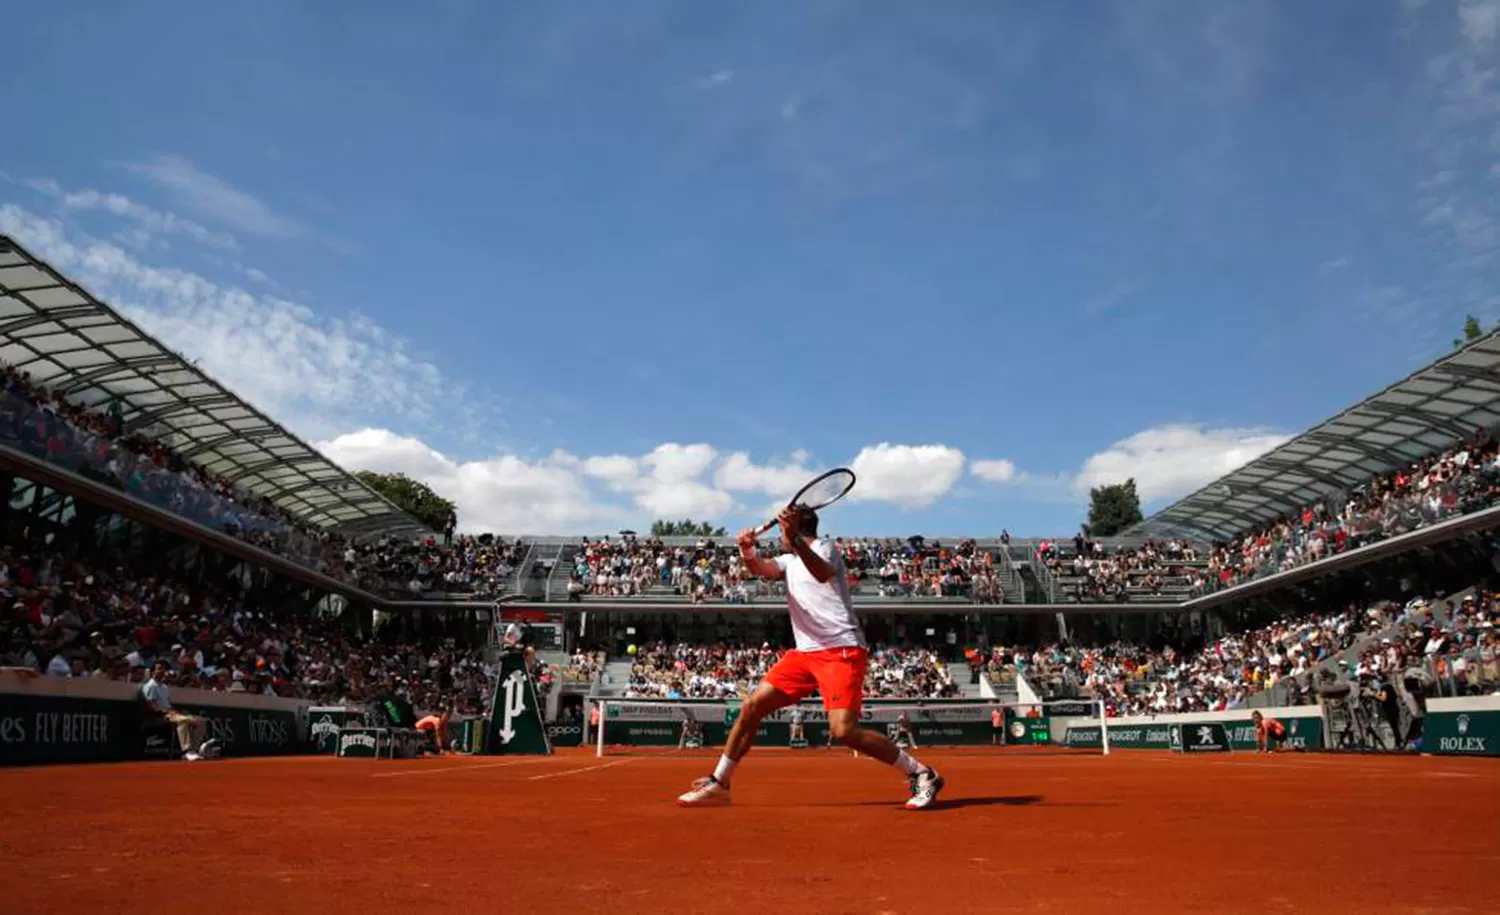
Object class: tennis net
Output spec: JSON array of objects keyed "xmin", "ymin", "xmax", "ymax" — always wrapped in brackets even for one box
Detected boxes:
[{"xmin": 591, "ymin": 698, "xmax": 1110, "ymax": 757}]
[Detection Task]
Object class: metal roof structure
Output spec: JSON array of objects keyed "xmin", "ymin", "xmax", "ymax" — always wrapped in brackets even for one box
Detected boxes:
[
  {"xmin": 1136, "ymin": 329, "xmax": 1500, "ymax": 542},
  {"xmin": 0, "ymin": 234, "xmax": 426, "ymax": 537}
]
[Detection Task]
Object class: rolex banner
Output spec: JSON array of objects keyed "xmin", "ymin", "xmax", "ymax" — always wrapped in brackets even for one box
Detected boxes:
[
  {"xmin": 1422, "ymin": 709, "xmax": 1499, "ymax": 755},
  {"xmin": 483, "ymin": 651, "xmax": 552, "ymax": 755}
]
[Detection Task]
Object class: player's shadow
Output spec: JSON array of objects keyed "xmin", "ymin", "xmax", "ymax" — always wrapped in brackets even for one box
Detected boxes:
[
  {"xmin": 816, "ymin": 794, "xmax": 1050, "ymax": 809},
  {"xmin": 936, "ymin": 794, "xmax": 1044, "ymax": 810}
]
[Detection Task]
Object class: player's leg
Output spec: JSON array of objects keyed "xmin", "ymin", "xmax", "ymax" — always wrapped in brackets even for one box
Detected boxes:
[
  {"xmin": 815, "ymin": 650, "xmax": 945, "ymax": 810},
  {"xmin": 678, "ymin": 663, "xmax": 806, "ymax": 808},
  {"xmin": 827, "ymin": 710, "xmax": 945, "ymax": 809}
]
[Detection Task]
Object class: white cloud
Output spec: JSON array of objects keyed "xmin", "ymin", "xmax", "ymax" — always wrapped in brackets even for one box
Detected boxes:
[
  {"xmin": 1072, "ymin": 424, "xmax": 1290, "ymax": 504},
  {"xmin": 316, "ymin": 429, "xmax": 611, "ymax": 533},
  {"xmin": 634, "ymin": 479, "xmax": 734, "ymax": 519},
  {"xmin": 580, "ymin": 454, "xmax": 640, "ymax": 487},
  {"xmin": 849, "ymin": 443, "xmax": 966, "ymax": 508},
  {"xmin": 23, "ymin": 177, "xmax": 60, "ymax": 197},
  {"xmin": 714, "ymin": 451, "xmax": 816, "ymax": 497},
  {"xmin": 1460, "ymin": 0, "xmax": 1500, "ymax": 45},
  {"xmin": 971, "ymin": 458, "xmax": 1018, "ymax": 484},
  {"xmin": 642, "ymin": 443, "xmax": 718, "ymax": 483},
  {"xmin": 696, "ymin": 69, "xmax": 735, "ymax": 89},
  {"xmin": 576, "ymin": 444, "xmax": 737, "ymax": 520},
  {"xmin": 317, "ymin": 431, "xmax": 736, "ymax": 531},
  {"xmin": 0, "ymin": 203, "xmax": 459, "ymax": 442},
  {"xmin": 56, "ymin": 187, "xmax": 240, "ymax": 250},
  {"xmin": 123, "ymin": 154, "xmax": 305, "ymax": 238}
]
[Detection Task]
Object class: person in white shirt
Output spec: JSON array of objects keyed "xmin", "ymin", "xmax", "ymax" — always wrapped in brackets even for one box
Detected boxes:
[
  {"xmin": 140, "ymin": 660, "xmax": 215, "ymax": 761},
  {"xmin": 677, "ymin": 504, "xmax": 944, "ymax": 810}
]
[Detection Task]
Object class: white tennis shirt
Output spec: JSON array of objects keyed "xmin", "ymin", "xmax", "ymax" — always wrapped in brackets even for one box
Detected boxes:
[{"xmin": 773, "ymin": 538, "xmax": 867, "ymax": 652}]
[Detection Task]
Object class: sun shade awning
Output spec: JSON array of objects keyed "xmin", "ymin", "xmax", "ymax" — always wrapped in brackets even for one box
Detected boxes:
[
  {"xmin": 0, "ymin": 233, "xmax": 426, "ymax": 537},
  {"xmin": 1136, "ymin": 330, "xmax": 1500, "ymax": 541}
]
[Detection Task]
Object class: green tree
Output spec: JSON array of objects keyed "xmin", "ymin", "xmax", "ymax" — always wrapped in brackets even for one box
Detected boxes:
[
  {"xmin": 1454, "ymin": 314, "xmax": 1485, "ymax": 349},
  {"xmin": 355, "ymin": 470, "xmax": 457, "ymax": 531},
  {"xmin": 650, "ymin": 518, "xmax": 727, "ymax": 537},
  {"xmin": 1086, "ymin": 479, "xmax": 1143, "ymax": 537}
]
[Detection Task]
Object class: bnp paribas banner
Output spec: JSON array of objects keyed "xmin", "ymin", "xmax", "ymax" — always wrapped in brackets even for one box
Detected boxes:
[
  {"xmin": 606, "ymin": 701, "xmax": 994, "ymax": 724},
  {"xmin": 600, "ymin": 701, "xmax": 1002, "ymax": 747}
]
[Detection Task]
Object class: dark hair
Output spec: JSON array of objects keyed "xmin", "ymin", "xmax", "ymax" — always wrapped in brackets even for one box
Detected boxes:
[{"xmin": 796, "ymin": 505, "xmax": 819, "ymax": 538}]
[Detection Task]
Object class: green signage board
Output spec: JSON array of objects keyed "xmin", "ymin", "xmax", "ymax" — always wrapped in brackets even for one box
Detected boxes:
[
  {"xmin": 1065, "ymin": 716, "xmax": 1325, "ymax": 752},
  {"xmin": 0, "ymin": 689, "xmax": 312, "ymax": 765},
  {"xmin": 483, "ymin": 652, "xmax": 552, "ymax": 755},
  {"xmin": 1423, "ymin": 709, "xmax": 1500, "ymax": 755},
  {"xmin": 0, "ymin": 692, "xmax": 143, "ymax": 765},
  {"xmin": 308, "ymin": 707, "xmax": 364, "ymax": 754}
]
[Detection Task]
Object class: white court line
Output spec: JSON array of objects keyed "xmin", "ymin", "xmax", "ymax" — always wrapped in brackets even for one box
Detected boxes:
[
  {"xmin": 371, "ymin": 758, "xmax": 557, "ymax": 779},
  {"xmin": 527, "ymin": 758, "xmax": 640, "ymax": 781}
]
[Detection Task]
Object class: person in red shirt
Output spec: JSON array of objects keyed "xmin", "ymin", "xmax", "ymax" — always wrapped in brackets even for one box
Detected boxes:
[{"xmin": 1251, "ymin": 711, "xmax": 1286, "ymax": 754}]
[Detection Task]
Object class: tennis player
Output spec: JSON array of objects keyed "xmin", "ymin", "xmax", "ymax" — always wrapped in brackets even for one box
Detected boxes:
[
  {"xmin": 677, "ymin": 505, "xmax": 945, "ymax": 810},
  {"xmin": 894, "ymin": 710, "xmax": 917, "ymax": 748},
  {"xmin": 1251, "ymin": 711, "xmax": 1286, "ymax": 753}
]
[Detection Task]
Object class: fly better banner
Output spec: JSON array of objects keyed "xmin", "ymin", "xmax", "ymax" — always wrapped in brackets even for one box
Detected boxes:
[{"xmin": 1, "ymin": 682, "xmax": 313, "ymax": 765}]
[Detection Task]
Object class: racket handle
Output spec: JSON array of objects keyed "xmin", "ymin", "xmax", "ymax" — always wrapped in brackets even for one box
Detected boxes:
[{"xmin": 756, "ymin": 518, "xmax": 778, "ymax": 536}]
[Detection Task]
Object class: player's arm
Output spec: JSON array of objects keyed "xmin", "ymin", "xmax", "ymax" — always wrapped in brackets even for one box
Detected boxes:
[
  {"xmin": 778, "ymin": 506, "xmax": 836, "ymax": 583},
  {"xmin": 737, "ymin": 528, "xmax": 785, "ymax": 580}
]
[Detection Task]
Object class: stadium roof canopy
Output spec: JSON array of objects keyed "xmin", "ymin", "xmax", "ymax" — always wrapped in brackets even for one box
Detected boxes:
[
  {"xmin": 1135, "ymin": 329, "xmax": 1500, "ymax": 542},
  {"xmin": 0, "ymin": 234, "xmax": 426, "ymax": 537}
]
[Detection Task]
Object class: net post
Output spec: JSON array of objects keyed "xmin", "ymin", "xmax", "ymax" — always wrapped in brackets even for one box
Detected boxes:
[
  {"xmin": 595, "ymin": 700, "xmax": 606, "ymax": 758},
  {"xmin": 1098, "ymin": 699, "xmax": 1110, "ymax": 756}
]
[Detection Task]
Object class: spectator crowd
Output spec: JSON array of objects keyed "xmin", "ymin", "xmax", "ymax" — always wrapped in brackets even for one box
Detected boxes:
[
  {"xmin": 569, "ymin": 534, "xmax": 1005, "ymax": 604},
  {"xmin": 0, "ymin": 543, "xmax": 501, "ymax": 716},
  {"xmin": 988, "ymin": 585, "xmax": 1498, "ymax": 716},
  {"xmin": 623, "ymin": 641, "xmax": 959, "ymax": 700},
  {"xmin": 0, "ymin": 360, "xmax": 528, "ymax": 601}
]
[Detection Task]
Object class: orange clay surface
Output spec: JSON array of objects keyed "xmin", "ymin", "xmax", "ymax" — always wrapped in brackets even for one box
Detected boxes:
[{"xmin": 0, "ymin": 748, "xmax": 1496, "ymax": 914}]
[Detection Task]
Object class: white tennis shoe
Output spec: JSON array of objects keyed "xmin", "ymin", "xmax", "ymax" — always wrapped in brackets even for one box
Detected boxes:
[
  {"xmin": 677, "ymin": 775, "xmax": 732, "ymax": 807},
  {"xmin": 905, "ymin": 767, "xmax": 945, "ymax": 810}
]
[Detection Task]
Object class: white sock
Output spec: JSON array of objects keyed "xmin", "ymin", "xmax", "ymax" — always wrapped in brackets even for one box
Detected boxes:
[
  {"xmin": 894, "ymin": 750, "xmax": 925, "ymax": 777},
  {"xmin": 712, "ymin": 754, "xmax": 737, "ymax": 788}
]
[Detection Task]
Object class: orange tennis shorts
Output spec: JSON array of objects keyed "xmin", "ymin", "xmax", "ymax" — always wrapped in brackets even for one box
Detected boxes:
[{"xmin": 764, "ymin": 647, "xmax": 868, "ymax": 712}]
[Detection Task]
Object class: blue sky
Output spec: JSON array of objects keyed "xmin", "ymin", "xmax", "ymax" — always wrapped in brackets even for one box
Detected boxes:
[{"xmin": 3, "ymin": 0, "xmax": 1499, "ymax": 536}]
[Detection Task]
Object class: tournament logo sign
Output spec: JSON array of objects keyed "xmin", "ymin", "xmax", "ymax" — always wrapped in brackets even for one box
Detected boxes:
[{"xmin": 311, "ymin": 714, "xmax": 341, "ymax": 751}]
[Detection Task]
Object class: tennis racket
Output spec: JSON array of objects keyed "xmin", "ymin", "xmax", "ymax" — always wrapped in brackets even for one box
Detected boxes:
[{"xmin": 755, "ymin": 467, "xmax": 857, "ymax": 536}]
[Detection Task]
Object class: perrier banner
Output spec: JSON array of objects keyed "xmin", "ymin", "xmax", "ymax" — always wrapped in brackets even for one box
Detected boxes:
[{"xmin": 483, "ymin": 651, "xmax": 552, "ymax": 755}]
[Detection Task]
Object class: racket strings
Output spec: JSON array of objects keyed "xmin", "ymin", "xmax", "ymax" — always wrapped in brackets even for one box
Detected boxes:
[{"xmin": 796, "ymin": 470, "xmax": 856, "ymax": 509}]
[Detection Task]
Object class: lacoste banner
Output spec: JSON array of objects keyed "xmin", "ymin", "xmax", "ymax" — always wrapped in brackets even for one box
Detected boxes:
[{"xmin": 483, "ymin": 651, "xmax": 552, "ymax": 755}]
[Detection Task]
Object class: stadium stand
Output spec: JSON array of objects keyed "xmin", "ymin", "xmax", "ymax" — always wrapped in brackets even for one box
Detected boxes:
[
  {"xmin": 1025, "ymin": 439, "xmax": 1500, "ymax": 604},
  {"xmin": 1013, "ymin": 586, "xmax": 1498, "ymax": 714},
  {"xmin": 0, "ymin": 357, "xmax": 535, "ymax": 601},
  {"xmin": 0, "ymin": 540, "xmax": 503, "ymax": 715},
  {"xmin": 621, "ymin": 641, "xmax": 960, "ymax": 700},
  {"xmin": 567, "ymin": 534, "xmax": 1008, "ymax": 605}
]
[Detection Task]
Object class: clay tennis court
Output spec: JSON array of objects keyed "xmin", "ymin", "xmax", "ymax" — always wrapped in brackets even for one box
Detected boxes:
[{"xmin": 1, "ymin": 749, "xmax": 1495, "ymax": 914}]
